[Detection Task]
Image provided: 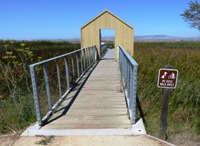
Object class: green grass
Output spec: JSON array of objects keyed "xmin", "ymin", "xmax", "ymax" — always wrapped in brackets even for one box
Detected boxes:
[
  {"xmin": 0, "ymin": 41, "xmax": 199, "ymax": 145},
  {"xmin": 134, "ymin": 42, "xmax": 200, "ymax": 143},
  {"xmin": 0, "ymin": 40, "xmax": 80, "ymax": 133}
]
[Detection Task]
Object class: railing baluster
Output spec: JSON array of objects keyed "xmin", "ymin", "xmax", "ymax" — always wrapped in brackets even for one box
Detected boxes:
[
  {"xmin": 88, "ymin": 47, "xmax": 91, "ymax": 66},
  {"xmin": 86, "ymin": 48, "xmax": 89, "ymax": 68},
  {"xmin": 83, "ymin": 49, "xmax": 86, "ymax": 70},
  {"xmin": 93, "ymin": 46, "xmax": 96, "ymax": 62},
  {"xmin": 43, "ymin": 63, "xmax": 52, "ymax": 110},
  {"xmin": 56, "ymin": 59, "xmax": 62, "ymax": 99},
  {"xmin": 91, "ymin": 47, "xmax": 94, "ymax": 64},
  {"xmin": 81, "ymin": 50, "xmax": 83, "ymax": 74},
  {"xmin": 71, "ymin": 56, "xmax": 75, "ymax": 77},
  {"xmin": 85, "ymin": 48, "xmax": 87, "ymax": 68},
  {"xmin": 94, "ymin": 46, "xmax": 96, "ymax": 61},
  {"xmin": 76, "ymin": 53, "xmax": 80, "ymax": 78},
  {"xmin": 64, "ymin": 57, "xmax": 70, "ymax": 90},
  {"xmin": 29, "ymin": 65, "xmax": 43, "ymax": 126},
  {"xmin": 100, "ymin": 44, "xmax": 107, "ymax": 58}
]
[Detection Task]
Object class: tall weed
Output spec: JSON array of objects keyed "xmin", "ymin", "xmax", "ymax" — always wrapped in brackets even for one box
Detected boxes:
[
  {"xmin": 134, "ymin": 42, "xmax": 200, "ymax": 139},
  {"xmin": 0, "ymin": 41, "xmax": 79, "ymax": 133}
]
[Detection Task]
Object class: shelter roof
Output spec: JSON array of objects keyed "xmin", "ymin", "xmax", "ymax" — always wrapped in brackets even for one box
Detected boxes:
[{"xmin": 81, "ymin": 10, "xmax": 133, "ymax": 29}]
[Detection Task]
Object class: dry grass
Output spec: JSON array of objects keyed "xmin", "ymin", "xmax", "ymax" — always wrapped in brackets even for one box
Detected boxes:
[
  {"xmin": 134, "ymin": 42, "xmax": 200, "ymax": 145},
  {"xmin": 0, "ymin": 41, "xmax": 80, "ymax": 133}
]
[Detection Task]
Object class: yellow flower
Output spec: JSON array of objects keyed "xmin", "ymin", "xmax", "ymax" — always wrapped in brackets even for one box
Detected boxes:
[
  {"xmin": 17, "ymin": 49, "xmax": 23, "ymax": 51},
  {"xmin": 9, "ymin": 40, "xmax": 15, "ymax": 44},
  {"xmin": 20, "ymin": 43, "xmax": 26, "ymax": 47},
  {"xmin": 6, "ymin": 51, "xmax": 13, "ymax": 55},
  {"xmin": 11, "ymin": 56, "xmax": 16, "ymax": 59},
  {"xmin": 13, "ymin": 61, "xmax": 19, "ymax": 65},
  {"xmin": 2, "ymin": 56, "xmax": 8, "ymax": 59},
  {"xmin": 38, "ymin": 56, "xmax": 42, "ymax": 61}
]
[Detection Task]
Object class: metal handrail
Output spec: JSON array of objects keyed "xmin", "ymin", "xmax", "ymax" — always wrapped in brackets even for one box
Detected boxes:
[
  {"xmin": 118, "ymin": 46, "xmax": 138, "ymax": 124},
  {"xmin": 29, "ymin": 46, "xmax": 97, "ymax": 126},
  {"xmin": 100, "ymin": 44, "xmax": 107, "ymax": 58}
]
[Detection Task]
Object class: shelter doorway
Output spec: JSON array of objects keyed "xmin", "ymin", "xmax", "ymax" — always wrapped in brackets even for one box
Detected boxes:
[{"xmin": 100, "ymin": 29, "xmax": 115, "ymax": 59}]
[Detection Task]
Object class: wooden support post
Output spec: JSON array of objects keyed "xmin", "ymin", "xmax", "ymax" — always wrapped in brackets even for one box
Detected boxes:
[
  {"xmin": 157, "ymin": 64, "xmax": 178, "ymax": 140},
  {"xmin": 160, "ymin": 88, "xmax": 170, "ymax": 139},
  {"xmin": 159, "ymin": 64, "xmax": 171, "ymax": 140}
]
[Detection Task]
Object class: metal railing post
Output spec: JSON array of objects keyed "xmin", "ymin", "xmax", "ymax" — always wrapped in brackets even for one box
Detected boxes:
[
  {"xmin": 43, "ymin": 64, "xmax": 52, "ymax": 110},
  {"xmin": 131, "ymin": 63, "xmax": 138, "ymax": 123},
  {"xmin": 83, "ymin": 49, "xmax": 86, "ymax": 70},
  {"xmin": 76, "ymin": 52, "xmax": 80, "ymax": 78},
  {"xmin": 71, "ymin": 56, "xmax": 75, "ymax": 77},
  {"xmin": 81, "ymin": 50, "xmax": 83, "ymax": 74},
  {"xmin": 86, "ymin": 48, "xmax": 89, "ymax": 67},
  {"xmin": 118, "ymin": 46, "xmax": 138, "ymax": 124},
  {"xmin": 56, "ymin": 59, "xmax": 62, "ymax": 99},
  {"xmin": 29, "ymin": 65, "xmax": 43, "ymax": 126},
  {"xmin": 64, "ymin": 57, "xmax": 70, "ymax": 90},
  {"xmin": 88, "ymin": 48, "xmax": 90, "ymax": 66},
  {"xmin": 95, "ymin": 46, "xmax": 97, "ymax": 61}
]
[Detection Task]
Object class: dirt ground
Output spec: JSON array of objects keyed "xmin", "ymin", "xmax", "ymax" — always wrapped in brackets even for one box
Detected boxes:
[
  {"xmin": 0, "ymin": 134, "xmax": 20, "ymax": 146},
  {"xmin": 0, "ymin": 134, "xmax": 172, "ymax": 146},
  {"xmin": 168, "ymin": 133, "xmax": 200, "ymax": 146},
  {"xmin": 1, "ymin": 132, "xmax": 200, "ymax": 146}
]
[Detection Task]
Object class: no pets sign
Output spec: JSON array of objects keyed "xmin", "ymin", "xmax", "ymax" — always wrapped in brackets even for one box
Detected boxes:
[{"xmin": 157, "ymin": 68, "xmax": 178, "ymax": 89}]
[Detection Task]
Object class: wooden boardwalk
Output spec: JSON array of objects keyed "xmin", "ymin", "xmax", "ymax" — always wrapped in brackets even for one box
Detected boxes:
[
  {"xmin": 42, "ymin": 49, "xmax": 131, "ymax": 130},
  {"xmin": 20, "ymin": 50, "xmax": 168, "ymax": 146}
]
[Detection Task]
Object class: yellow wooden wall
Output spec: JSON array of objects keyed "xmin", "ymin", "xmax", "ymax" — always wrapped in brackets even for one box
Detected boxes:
[{"xmin": 81, "ymin": 10, "xmax": 134, "ymax": 59}]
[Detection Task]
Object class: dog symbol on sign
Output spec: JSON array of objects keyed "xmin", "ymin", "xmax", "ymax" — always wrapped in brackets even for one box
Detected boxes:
[{"xmin": 168, "ymin": 72, "xmax": 175, "ymax": 79}]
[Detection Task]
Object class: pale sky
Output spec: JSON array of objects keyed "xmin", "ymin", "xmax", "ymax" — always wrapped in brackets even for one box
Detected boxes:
[{"xmin": 0, "ymin": 0, "xmax": 199, "ymax": 40}]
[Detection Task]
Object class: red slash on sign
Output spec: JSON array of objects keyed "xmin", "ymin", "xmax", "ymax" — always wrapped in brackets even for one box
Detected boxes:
[{"xmin": 157, "ymin": 68, "xmax": 178, "ymax": 89}]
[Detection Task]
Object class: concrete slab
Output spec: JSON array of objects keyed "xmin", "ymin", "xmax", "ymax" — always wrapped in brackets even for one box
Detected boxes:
[{"xmin": 21, "ymin": 118, "xmax": 146, "ymax": 136}]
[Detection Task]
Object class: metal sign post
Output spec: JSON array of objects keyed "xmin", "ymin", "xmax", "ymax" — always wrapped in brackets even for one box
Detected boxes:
[{"xmin": 157, "ymin": 65, "xmax": 178, "ymax": 140}]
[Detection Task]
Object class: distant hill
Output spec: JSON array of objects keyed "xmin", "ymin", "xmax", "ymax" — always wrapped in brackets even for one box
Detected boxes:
[
  {"xmin": 66, "ymin": 35, "xmax": 200, "ymax": 43},
  {"xmin": 134, "ymin": 35, "xmax": 200, "ymax": 42}
]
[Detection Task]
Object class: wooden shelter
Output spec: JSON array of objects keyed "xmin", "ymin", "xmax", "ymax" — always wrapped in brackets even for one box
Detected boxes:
[{"xmin": 81, "ymin": 10, "xmax": 134, "ymax": 59}]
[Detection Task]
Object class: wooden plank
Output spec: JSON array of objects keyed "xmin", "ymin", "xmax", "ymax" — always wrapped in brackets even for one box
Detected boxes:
[
  {"xmin": 66, "ymin": 108, "xmax": 127, "ymax": 116},
  {"xmin": 74, "ymin": 95, "xmax": 125, "ymax": 99},
  {"xmin": 78, "ymin": 89, "xmax": 124, "ymax": 94},
  {"xmin": 46, "ymin": 118, "xmax": 131, "ymax": 125},
  {"xmin": 43, "ymin": 59, "xmax": 131, "ymax": 130},
  {"xmin": 71, "ymin": 103, "xmax": 126, "ymax": 107},
  {"xmin": 42, "ymin": 124, "xmax": 131, "ymax": 129},
  {"xmin": 62, "ymin": 100, "xmax": 126, "ymax": 105},
  {"xmin": 58, "ymin": 115, "xmax": 130, "ymax": 120}
]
